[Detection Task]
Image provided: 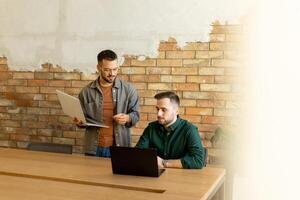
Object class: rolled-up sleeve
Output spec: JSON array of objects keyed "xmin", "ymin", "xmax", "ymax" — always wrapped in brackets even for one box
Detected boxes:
[{"xmin": 125, "ymin": 86, "xmax": 140, "ymax": 128}]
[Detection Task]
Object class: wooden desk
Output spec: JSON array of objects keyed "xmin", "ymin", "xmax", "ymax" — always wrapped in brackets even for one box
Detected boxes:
[{"xmin": 0, "ymin": 148, "xmax": 225, "ymax": 200}]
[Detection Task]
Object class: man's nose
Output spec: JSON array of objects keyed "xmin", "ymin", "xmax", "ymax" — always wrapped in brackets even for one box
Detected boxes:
[{"xmin": 157, "ymin": 110, "xmax": 163, "ymax": 116}]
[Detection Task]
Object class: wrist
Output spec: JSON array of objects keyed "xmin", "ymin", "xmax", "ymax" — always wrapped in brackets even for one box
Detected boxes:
[{"xmin": 162, "ymin": 159, "xmax": 169, "ymax": 168}]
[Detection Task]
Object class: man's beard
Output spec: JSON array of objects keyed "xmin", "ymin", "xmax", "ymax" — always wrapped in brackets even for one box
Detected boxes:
[
  {"xmin": 158, "ymin": 117, "xmax": 173, "ymax": 126},
  {"xmin": 102, "ymin": 75, "xmax": 116, "ymax": 83}
]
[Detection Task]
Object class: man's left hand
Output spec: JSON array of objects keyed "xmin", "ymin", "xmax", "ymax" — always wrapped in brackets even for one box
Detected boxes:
[{"xmin": 113, "ymin": 113, "xmax": 131, "ymax": 125}]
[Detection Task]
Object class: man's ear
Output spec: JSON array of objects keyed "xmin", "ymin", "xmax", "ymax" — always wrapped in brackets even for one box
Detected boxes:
[{"xmin": 97, "ymin": 63, "xmax": 101, "ymax": 72}]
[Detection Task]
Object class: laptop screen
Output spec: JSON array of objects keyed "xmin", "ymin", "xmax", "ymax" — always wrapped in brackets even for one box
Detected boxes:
[{"xmin": 109, "ymin": 146, "xmax": 165, "ymax": 177}]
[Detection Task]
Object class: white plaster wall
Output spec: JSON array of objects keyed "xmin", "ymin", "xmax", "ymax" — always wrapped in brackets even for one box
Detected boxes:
[{"xmin": 0, "ymin": 0, "xmax": 253, "ymax": 73}]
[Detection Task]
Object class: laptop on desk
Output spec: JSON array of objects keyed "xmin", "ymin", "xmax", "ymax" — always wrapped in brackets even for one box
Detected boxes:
[{"xmin": 109, "ymin": 146, "xmax": 165, "ymax": 177}]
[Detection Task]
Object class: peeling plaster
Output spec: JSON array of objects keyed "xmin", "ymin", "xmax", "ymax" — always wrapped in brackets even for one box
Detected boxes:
[{"xmin": 0, "ymin": 0, "xmax": 253, "ymax": 73}]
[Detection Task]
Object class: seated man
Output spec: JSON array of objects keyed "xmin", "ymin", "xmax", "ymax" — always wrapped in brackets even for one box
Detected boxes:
[{"xmin": 136, "ymin": 91, "xmax": 205, "ymax": 169}]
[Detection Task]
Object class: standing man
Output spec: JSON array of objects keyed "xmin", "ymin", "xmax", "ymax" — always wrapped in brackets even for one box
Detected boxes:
[
  {"xmin": 76, "ymin": 49, "xmax": 140, "ymax": 157},
  {"xmin": 136, "ymin": 91, "xmax": 205, "ymax": 169}
]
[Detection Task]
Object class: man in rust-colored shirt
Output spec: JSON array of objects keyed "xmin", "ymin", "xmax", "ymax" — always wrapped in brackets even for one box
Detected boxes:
[{"xmin": 75, "ymin": 50, "xmax": 140, "ymax": 157}]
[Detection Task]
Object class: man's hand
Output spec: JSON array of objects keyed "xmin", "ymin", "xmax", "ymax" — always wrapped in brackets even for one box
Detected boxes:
[
  {"xmin": 157, "ymin": 156, "xmax": 164, "ymax": 168},
  {"xmin": 73, "ymin": 117, "xmax": 86, "ymax": 128},
  {"xmin": 113, "ymin": 113, "xmax": 131, "ymax": 125}
]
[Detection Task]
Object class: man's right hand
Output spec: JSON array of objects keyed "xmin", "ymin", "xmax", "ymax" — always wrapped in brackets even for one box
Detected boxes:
[{"xmin": 73, "ymin": 117, "xmax": 86, "ymax": 128}]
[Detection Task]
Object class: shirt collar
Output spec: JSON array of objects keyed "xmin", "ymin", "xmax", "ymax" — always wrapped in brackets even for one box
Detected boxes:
[
  {"xmin": 90, "ymin": 76, "xmax": 121, "ymax": 89},
  {"xmin": 159, "ymin": 115, "xmax": 181, "ymax": 132}
]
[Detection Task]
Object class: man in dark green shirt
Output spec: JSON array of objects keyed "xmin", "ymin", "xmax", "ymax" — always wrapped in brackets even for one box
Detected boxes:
[{"xmin": 136, "ymin": 91, "xmax": 205, "ymax": 169}]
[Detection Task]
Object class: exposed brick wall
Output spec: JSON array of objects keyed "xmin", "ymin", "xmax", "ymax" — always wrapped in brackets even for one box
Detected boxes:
[{"xmin": 0, "ymin": 23, "xmax": 243, "ymax": 153}]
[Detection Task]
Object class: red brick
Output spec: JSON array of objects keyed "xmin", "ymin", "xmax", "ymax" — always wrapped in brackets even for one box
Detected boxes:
[
  {"xmin": 200, "ymin": 84, "xmax": 231, "ymax": 92},
  {"xmin": 131, "ymin": 59, "xmax": 156, "ymax": 67},
  {"xmin": 138, "ymin": 90, "xmax": 157, "ymax": 97},
  {"xmin": 49, "ymin": 80, "xmax": 71, "ymax": 87},
  {"xmin": 39, "ymin": 100, "xmax": 61, "ymax": 108},
  {"xmin": 38, "ymin": 115, "xmax": 58, "ymax": 122},
  {"xmin": 135, "ymin": 120, "xmax": 149, "ymax": 129},
  {"xmin": 209, "ymin": 34, "xmax": 226, "ymax": 42},
  {"xmin": 199, "ymin": 67, "xmax": 224, "ymax": 75},
  {"xmin": 0, "ymin": 57, "xmax": 8, "ymax": 65},
  {"xmin": 144, "ymin": 98, "xmax": 156, "ymax": 106},
  {"xmin": 0, "ymin": 86, "xmax": 15, "ymax": 92},
  {"xmin": 147, "ymin": 113, "xmax": 157, "ymax": 121},
  {"xmin": 0, "ymin": 72, "xmax": 12, "ymax": 80},
  {"xmin": 214, "ymin": 75, "xmax": 241, "ymax": 83},
  {"xmin": 15, "ymin": 86, "xmax": 39, "ymax": 93},
  {"xmin": 53, "ymin": 137, "xmax": 75, "ymax": 145},
  {"xmin": 148, "ymin": 83, "xmax": 171, "ymax": 90},
  {"xmin": 13, "ymin": 72, "xmax": 34, "ymax": 79},
  {"xmin": 209, "ymin": 43, "xmax": 225, "ymax": 50},
  {"xmin": 146, "ymin": 67, "xmax": 171, "ymax": 74},
  {"xmin": 0, "ymin": 120, "xmax": 21, "ymax": 127},
  {"xmin": 54, "ymin": 73, "xmax": 80, "ymax": 80},
  {"xmin": 183, "ymin": 59, "xmax": 210, "ymax": 67},
  {"xmin": 160, "ymin": 75, "xmax": 186, "ymax": 83},
  {"xmin": 183, "ymin": 42, "xmax": 209, "ymax": 50},
  {"xmin": 71, "ymin": 80, "xmax": 90, "ymax": 87},
  {"xmin": 180, "ymin": 99, "xmax": 197, "ymax": 107},
  {"xmin": 10, "ymin": 134, "xmax": 30, "ymax": 141},
  {"xmin": 173, "ymin": 83, "xmax": 199, "ymax": 91},
  {"xmin": 7, "ymin": 79, "xmax": 27, "ymax": 86},
  {"xmin": 121, "ymin": 67, "xmax": 145, "ymax": 74},
  {"xmin": 121, "ymin": 57, "xmax": 131, "ymax": 66},
  {"xmin": 40, "ymin": 87, "xmax": 64, "ymax": 94},
  {"xmin": 182, "ymin": 92, "xmax": 213, "ymax": 100},
  {"xmin": 157, "ymin": 51, "xmax": 165, "ymax": 59},
  {"xmin": 202, "ymin": 116, "xmax": 226, "ymax": 124},
  {"xmin": 197, "ymin": 100, "xmax": 225, "ymax": 108},
  {"xmin": 27, "ymin": 107, "xmax": 49, "ymax": 115},
  {"xmin": 0, "ymin": 133, "xmax": 10, "ymax": 140},
  {"xmin": 0, "ymin": 99, "xmax": 13, "ymax": 106},
  {"xmin": 181, "ymin": 115, "xmax": 201, "ymax": 123},
  {"xmin": 196, "ymin": 51, "xmax": 223, "ymax": 59},
  {"xmin": 28, "ymin": 80, "xmax": 48, "ymax": 86},
  {"xmin": 185, "ymin": 107, "xmax": 213, "ymax": 115},
  {"xmin": 63, "ymin": 131, "xmax": 85, "ymax": 139},
  {"xmin": 22, "ymin": 121, "xmax": 48, "ymax": 129},
  {"xmin": 157, "ymin": 59, "xmax": 182, "ymax": 67},
  {"xmin": 159, "ymin": 42, "xmax": 179, "ymax": 51},
  {"xmin": 132, "ymin": 83, "xmax": 147, "ymax": 90},
  {"xmin": 30, "ymin": 136, "xmax": 52, "ymax": 143},
  {"xmin": 15, "ymin": 100, "xmax": 36, "ymax": 107},
  {"xmin": 131, "ymin": 128, "xmax": 144, "ymax": 136},
  {"xmin": 140, "ymin": 106, "xmax": 156, "ymax": 113},
  {"xmin": 130, "ymin": 75, "xmax": 160, "ymax": 82},
  {"xmin": 34, "ymin": 72, "xmax": 54, "ymax": 79},
  {"xmin": 166, "ymin": 51, "xmax": 195, "ymax": 59},
  {"xmin": 211, "ymin": 59, "xmax": 240, "ymax": 67},
  {"xmin": 0, "ymin": 65, "xmax": 8, "ymax": 71},
  {"xmin": 64, "ymin": 88, "xmax": 81, "ymax": 95},
  {"xmin": 172, "ymin": 67, "xmax": 198, "ymax": 75},
  {"xmin": 80, "ymin": 73, "xmax": 98, "ymax": 81},
  {"xmin": 187, "ymin": 76, "xmax": 214, "ymax": 83}
]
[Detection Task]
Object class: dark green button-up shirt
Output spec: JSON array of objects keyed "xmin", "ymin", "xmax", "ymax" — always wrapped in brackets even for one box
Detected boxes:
[{"xmin": 136, "ymin": 116, "xmax": 205, "ymax": 169}]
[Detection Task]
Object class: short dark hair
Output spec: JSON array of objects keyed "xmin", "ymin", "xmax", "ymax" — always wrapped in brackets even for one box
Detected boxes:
[
  {"xmin": 154, "ymin": 91, "xmax": 180, "ymax": 106},
  {"xmin": 97, "ymin": 49, "xmax": 118, "ymax": 63}
]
